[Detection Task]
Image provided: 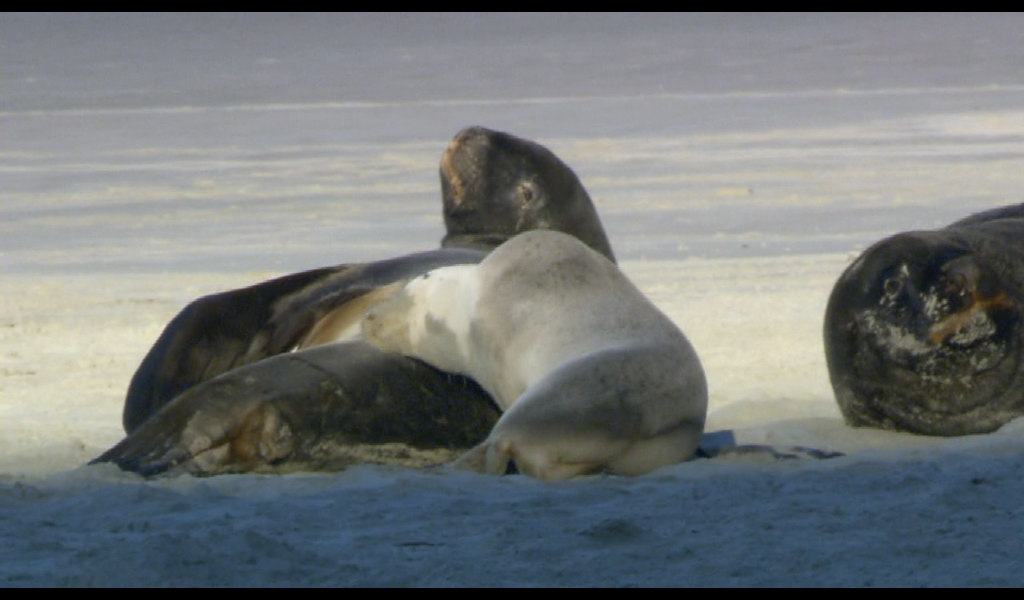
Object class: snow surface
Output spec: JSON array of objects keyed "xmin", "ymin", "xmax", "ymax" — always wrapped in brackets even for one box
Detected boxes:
[{"xmin": 3, "ymin": 13, "xmax": 1024, "ymax": 587}]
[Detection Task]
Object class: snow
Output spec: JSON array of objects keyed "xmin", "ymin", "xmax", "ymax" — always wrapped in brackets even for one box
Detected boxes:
[{"xmin": 3, "ymin": 13, "xmax": 1024, "ymax": 587}]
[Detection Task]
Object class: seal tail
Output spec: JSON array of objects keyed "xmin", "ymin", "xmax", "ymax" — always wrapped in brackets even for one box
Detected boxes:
[{"xmin": 451, "ymin": 439, "xmax": 517, "ymax": 476}]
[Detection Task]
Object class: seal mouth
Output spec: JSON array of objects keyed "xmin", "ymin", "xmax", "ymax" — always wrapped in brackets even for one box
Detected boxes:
[
  {"xmin": 852, "ymin": 270, "xmax": 1014, "ymax": 384},
  {"xmin": 440, "ymin": 136, "xmax": 467, "ymax": 206},
  {"xmin": 927, "ymin": 291, "xmax": 1014, "ymax": 346},
  {"xmin": 838, "ymin": 305, "xmax": 1018, "ymax": 435},
  {"xmin": 846, "ymin": 250, "xmax": 1015, "ymax": 374},
  {"xmin": 439, "ymin": 126, "xmax": 527, "ymax": 238},
  {"xmin": 440, "ymin": 126, "xmax": 494, "ymax": 208}
]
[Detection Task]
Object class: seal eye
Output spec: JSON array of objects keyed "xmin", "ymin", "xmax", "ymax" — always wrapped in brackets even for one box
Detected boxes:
[
  {"xmin": 941, "ymin": 272, "xmax": 970, "ymax": 302},
  {"xmin": 883, "ymin": 277, "xmax": 903, "ymax": 298},
  {"xmin": 520, "ymin": 182, "xmax": 537, "ymax": 204}
]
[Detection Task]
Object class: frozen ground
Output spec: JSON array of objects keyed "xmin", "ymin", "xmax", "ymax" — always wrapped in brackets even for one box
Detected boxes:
[{"xmin": 2, "ymin": 13, "xmax": 1024, "ymax": 587}]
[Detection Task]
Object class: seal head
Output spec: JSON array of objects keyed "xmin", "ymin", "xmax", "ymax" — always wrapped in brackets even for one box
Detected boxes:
[
  {"xmin": 825, "ymin": 230, "xmax": 1023, "ymax": 436},
  {"xmin": 440, "ymin": 126, "xmax": 615, "ymax": 262}
]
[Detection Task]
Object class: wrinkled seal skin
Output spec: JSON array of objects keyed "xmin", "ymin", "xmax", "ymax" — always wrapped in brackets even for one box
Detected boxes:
[
  {"xmin": 824, "ymin": 204, "xmax": 1024, "ymax": 436},
  {"xmin": 92, "ymin": 126, "xmax": 615, "ymax": 476}
]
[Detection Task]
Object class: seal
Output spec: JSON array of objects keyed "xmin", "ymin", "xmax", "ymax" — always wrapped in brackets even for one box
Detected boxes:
[
  {"xmin": 363, "ymin": 230, "xmax": 708, "ymax": 481},
  {"xmin": 92, "ymin": 126, "xmax": 616, "ymax": 475},
  {"xmin": 824, "ymin": 204, "xmax": 1024, "ymax": 436}
]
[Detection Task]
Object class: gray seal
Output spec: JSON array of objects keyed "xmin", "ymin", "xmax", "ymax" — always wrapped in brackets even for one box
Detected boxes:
[{"xmin": 824, "ymin": 204, "xmax": 1024, "ymax": 436}]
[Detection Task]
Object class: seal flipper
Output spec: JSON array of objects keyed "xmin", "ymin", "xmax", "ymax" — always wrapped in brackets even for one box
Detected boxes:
[
  {"xmin": 100, "ymin": 370, "xmax": 300, "ymax": 476},
  {"xmin": 124, "ymin": 265, "xmax": 348, "ymax": 434},
  {"xmin": 124, "ymin": 248, "xmax": 488, "ymax": 435},
  {"xmin": 99, "ymin": 341, "xmax": 502, "ymax": 476}
]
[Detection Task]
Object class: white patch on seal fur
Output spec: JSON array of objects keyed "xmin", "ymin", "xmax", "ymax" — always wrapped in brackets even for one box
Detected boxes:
[
  {"xmin": 363, "ymin": 265, "xmax": 480, "ymax": 377},
  {"xmin": 861, "ymin": 311, "xmax": 933, "ymax": 357}
]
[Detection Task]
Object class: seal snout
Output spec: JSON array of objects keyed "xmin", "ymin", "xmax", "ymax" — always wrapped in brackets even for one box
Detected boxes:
[
  {"xmin": 440, "ymin": 148, "xmax": 466, "ymax": 206},
  {"xmin": 927, "ymin": 291, "xmax": 1013, "ymax": 346},
  {"xmin": 921, "ymin": 257, "xmax": 1013, "ymax": 346},
  {"xmin": 441, "ymin": 127, "xmax": 491, "ymax": 207}
]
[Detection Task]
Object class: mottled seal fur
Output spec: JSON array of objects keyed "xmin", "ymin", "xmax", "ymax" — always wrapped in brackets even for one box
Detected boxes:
[{"xmin": 825, "ymin": 204, "xmax": 1024, "ymax": 436}]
